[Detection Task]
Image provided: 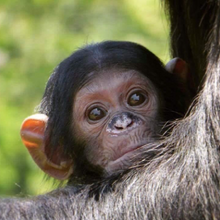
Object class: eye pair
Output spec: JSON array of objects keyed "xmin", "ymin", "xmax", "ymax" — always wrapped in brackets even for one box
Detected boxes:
[{"xmin": 87, "ymin": 91, "xmax": 148, "ymax": 121}]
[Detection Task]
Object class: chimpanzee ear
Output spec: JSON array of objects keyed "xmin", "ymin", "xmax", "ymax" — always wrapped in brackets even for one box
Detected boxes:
[
  {"xmin": 165, "ymin": 57, "xmax": 195, "ymax": 95},
  {"xmin": 20, "ymin": 114, "xmax": 73, "ymax": 180},
  {"xmin": 165, "ymin": 57, "xmax": 190, "ymax": 82}
]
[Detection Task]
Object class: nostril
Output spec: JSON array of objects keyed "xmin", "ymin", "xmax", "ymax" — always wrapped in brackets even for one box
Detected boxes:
[{"xmin": 114, "ymin": 125, "xmax": 124, "ymax": 130}]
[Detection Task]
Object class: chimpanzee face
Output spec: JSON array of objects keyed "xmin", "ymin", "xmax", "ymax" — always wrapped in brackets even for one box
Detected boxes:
[{"xmin": 73, "ymin": 68, "xmax": 162, "ymax": 174}]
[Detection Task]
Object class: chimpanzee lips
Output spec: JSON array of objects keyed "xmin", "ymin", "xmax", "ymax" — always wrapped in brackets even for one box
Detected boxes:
[
  {"xmin": 104, "ymin": 144, "xmax": 146, "ymax": 174},
  {"xmin": 111, "ymin": 144, "xmax": 145, "ymax": 164}
]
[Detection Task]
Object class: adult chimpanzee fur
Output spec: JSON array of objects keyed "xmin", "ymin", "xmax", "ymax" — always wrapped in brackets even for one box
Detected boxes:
[
  {"xmin": 163, "ymin": 0, "xmax": 217, "ymax": 88},
  {"xmin": 38, "ymin": 41, "xmax": 189, "ymax": 183},
  {"xmin": 1, "ymin": 0, "xmax": 220, "ymax": 219}
]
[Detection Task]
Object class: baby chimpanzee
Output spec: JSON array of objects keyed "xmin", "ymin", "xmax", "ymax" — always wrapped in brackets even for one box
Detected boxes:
[{"xmin": 20, "ymin": 41, "xmax": 192, "ymax": 183}]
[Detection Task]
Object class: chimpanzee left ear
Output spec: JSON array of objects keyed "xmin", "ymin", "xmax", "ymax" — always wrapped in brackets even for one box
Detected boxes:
[
  {"xmin": 20, "ymin": 114, "xmax": 73, "ymax": 180},
  {"xmin": 165, "ymin": 57, "xmax": 189, "ymax": 82},
  {"xmin": 165, "ymin": 57, "xmax": 195, "ymax": 95}
]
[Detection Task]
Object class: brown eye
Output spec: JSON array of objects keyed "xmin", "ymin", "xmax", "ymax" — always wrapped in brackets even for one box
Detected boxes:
[
  {"xmin": 128, "ymin": 91, "xmax": 147, "ymax": 106},
  {"xmin": 88, "ymin": 107, "xmax": 107, "ymax": 121}
]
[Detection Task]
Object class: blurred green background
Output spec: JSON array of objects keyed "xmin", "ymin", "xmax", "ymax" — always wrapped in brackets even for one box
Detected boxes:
[{"xmin": 0, "ymin": 0, "xmax": 169, "ymax": 196}]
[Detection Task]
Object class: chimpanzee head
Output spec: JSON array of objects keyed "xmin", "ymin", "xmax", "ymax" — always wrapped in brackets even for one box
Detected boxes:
[{"xmin": 20, "ymin": 41, "xmax": 192, "ymax": 183}]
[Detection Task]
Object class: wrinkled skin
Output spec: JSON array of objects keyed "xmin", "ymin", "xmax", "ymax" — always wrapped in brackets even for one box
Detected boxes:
[{"xmin": 73, "ymin": 69, "xmax": 161, "ymax": 174}]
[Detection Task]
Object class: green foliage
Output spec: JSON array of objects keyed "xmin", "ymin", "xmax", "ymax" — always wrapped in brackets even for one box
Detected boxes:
[{"xmin": 0, "ymin": 0, "xmax": 169, "ymax": 196}]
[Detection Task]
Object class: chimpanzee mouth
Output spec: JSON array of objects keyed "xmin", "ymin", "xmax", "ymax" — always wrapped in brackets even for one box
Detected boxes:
[
  {"xmin": 110, "ymin": 144, "xmax": 146, "ymax": 165},
  {"xmin": 105, "ymin": 143, "xmax": 148, "ymax": 175}
]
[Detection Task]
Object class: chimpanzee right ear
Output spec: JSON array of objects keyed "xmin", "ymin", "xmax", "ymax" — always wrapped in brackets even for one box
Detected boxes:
[{"xmin": 20, "ymin": 114, "xmax": 73, "ymax": 180}]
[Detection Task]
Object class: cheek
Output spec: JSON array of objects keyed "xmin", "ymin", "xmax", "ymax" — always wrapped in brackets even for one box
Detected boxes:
[
  {"xmin": 72, "ymin": 113, "xmax": 101, "ymax": 139},
  {"xmin": 72, "ymin": 113, "xmax": 111, "ymax": 167},
  {"xmin": 84, "ymin": 140, "xmax": 114, "ymax": 168},
  {"xmin": 143, "ymin": 93, "xmax": 161, "ymax": 119}
]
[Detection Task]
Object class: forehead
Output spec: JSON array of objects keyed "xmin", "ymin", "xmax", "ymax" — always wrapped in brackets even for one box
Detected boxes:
[
  {"xmin": 77, "ymin": 69, "xmax": 152, "ymax": 95},
  {"xmin": 88, "ymin": 68, "xmax": 144, "ymax": 80}
]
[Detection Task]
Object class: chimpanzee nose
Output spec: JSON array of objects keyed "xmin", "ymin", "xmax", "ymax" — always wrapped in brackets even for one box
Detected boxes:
[
  {"xmin": 108, "ymin": 112, "xmax": 136, "ymax": 133},
  {"xmin": 114, "ymin": 114, "xmax": 133, "ymax": 130}
]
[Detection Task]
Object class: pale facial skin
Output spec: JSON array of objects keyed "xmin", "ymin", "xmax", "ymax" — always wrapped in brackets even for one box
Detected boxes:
[{"xmin": 73, "ymin": 69, "xmax": 161, "ymax": 175}]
